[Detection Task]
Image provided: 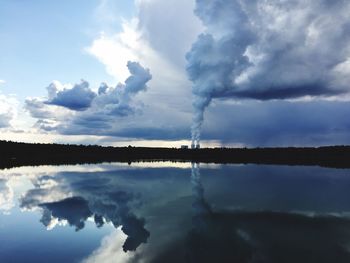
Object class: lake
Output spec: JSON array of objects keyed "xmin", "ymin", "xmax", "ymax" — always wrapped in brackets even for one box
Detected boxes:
[{"xmin": 1, "ymin": 162, "xmax": 350, "ymax": 263}]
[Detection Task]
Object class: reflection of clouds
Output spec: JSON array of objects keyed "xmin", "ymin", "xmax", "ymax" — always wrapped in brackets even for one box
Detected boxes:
[
  {"xmin": 82, "ymin": 228, "xmax": 137, "ymax": 263},
  {"xmin": 139, "ymin": 165, "xmax": 350, "ymax": 262},
  {"xmin": 188, "ymin": 164, "xmax": 253, "ymax": 262},
  {"xmin": 0, "ymin": 179, "xmax": 14, "ymax": 214},
  {"xmin": 186, "ymin": 165, "xmax": 350, "ymax": 263},
  {"xmin": 5, "ymin": 163, "xmax": 350, "ymax": 262},
  {"xmin": 35, "ymin": 193, "xmax": 150, "ymax": 251},
  {"xmin": 40, "ymin": 207, "xmax": 68, "ymax": 230},
  {"xmin": 0, "ymin": 162, "xmax": 221, "ymax": 177},
  {"xmin": 0, "ymin": 165, "xmax": 108, "ymax": 176},
  {"xmin": 184, "ymin": 210, "xmax": 350, "ymax": 263},
  {"xmin": 10, "ymin": 164, "xmax": 191, "ymax": 262},
  {"xmin": 19, "ymin": 169, "xmax": 151, "ymax": 252},
  {"xmin": 19, "ymin": 176, "xmax": 71, "ymax": 211},
  {"xmin": 40, "ymin": 197, "xmax": 93, "ymax": 231}
]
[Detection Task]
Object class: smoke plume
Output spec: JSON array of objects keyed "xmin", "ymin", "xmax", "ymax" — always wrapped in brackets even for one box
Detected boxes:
[{"xmin": 186, "ymin": 0, "xmax": 350, "ymax": 146}]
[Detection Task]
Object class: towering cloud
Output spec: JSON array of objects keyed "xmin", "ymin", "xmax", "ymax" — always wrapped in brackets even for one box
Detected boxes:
[
  {"xmin": 187, "ymin": 0, "xmax": 350, "ymax": 146},
  {"xmin": 117, "ymin": 61, "xmax": 153, "ymax": 106}
]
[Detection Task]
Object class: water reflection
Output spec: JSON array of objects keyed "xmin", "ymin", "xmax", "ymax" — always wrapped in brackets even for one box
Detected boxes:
[
  {"xmin": 1, "ymin": 163, "xmax": 350, "ymax": 262},
  {"xmin": 0, "ymin": 178, "xmax": 14, "ymax": 213},
  {"xmin": 186, "ymin": 164, "xmax": 350, "ymax": 263},
  {"xmin": 40, "ymin": 195, "xmax": 149, "ymax": 252},
  {"xmin": 186, "ymin": 163, "xmax": 252, "ymax": 262},
  {"xmin": 191, "ymin": 163, "xmax": 212, "ymax": 225},
  {"xmin": 25, "ymin": 179, "xmax": 150, "ymax": 252}
]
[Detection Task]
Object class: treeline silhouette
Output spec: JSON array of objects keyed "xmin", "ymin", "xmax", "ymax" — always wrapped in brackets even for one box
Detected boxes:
[{"xmin": 1, "ymin": 140, "xmax": 350, "ymax": 169}]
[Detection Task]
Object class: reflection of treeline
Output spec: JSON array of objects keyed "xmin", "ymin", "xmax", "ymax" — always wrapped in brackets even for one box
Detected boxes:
[{"xmin": 1, "ymin": 140, "xmax": 350, "ymax": 169}]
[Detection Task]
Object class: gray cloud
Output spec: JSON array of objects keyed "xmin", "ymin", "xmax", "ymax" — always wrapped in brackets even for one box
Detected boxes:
[
  {"xmin": 124, "ymin": 61, "xmax": 152, "ymax": 95},
  {"xmin": 25, "ymin": 98, "xmax": 68, "ymax": 120},
  {"xmin": 187, "ymin": 0, "xmax": 350, "ymax": 145},
  {"xmin": 106, "ymin": 126, "xmax": 189, "ymax": 140},
  {"xmin": 16, "ymin": 164, "xmax": 350, "ymax": 262},
  {"xmin": 201, "ymin": 100, "xmax": 350, "ymax": 146},
  {"xmin": 46, "ymin": 80, "xmax": 96, "ymax": 111},
  {"xmin": 137, "ymin": 0, "xmax": 202, "ymax": 69},
  {"xmin": 0, "ymin": 113, "xmax": 11, "ymax": 128},
  {"xmin": 26, "ymin": 61, "xmax": 152, "ymax": 135},
  {"xmin": 20, "ymin": 0, "xmax": 350, "ymax": 146},
  {"xmin": 0, "ymin": 90, "xmax": 17, "ymax": 129}
]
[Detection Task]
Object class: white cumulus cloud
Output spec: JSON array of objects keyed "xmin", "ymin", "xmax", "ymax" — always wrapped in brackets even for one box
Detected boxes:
[{"xmin": 0, "ymin": 90, "xmax": 19, "ymax": 129}]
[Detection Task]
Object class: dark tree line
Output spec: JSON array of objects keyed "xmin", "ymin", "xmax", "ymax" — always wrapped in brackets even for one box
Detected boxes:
[{"xmin": 1, "ymin": 140, "xmax": 350, "ymax": 169}]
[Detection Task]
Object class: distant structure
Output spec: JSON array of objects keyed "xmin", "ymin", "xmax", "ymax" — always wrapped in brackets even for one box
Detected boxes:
[
  {"xmin": 191, "ymin": 143, "xmax": 200, "ymax": 149},
  {"xmin": 181, "ymin": 145, "xmax": 189, "ymax": 149}
]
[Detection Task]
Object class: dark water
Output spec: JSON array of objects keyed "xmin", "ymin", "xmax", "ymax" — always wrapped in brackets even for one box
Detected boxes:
[{"xmin": 1, "ymin": 162, "xmax": 350, "ymax": 263}]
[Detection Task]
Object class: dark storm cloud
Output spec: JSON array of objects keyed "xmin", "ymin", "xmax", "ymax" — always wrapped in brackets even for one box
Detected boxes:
[
  {"xmin": 201, "ymin": 100, "xmax": 350, "ymax": 146},
  {"xmin": 187, "ymin": 0, "xmax": 350, "ymax": 144},
  {"xmin": 55, "ymin": 120, "xmax": 188, "ymax": 140},
  {"xmin": 107, "ymin": 126, "xmax": 189, "ymax": 140}
]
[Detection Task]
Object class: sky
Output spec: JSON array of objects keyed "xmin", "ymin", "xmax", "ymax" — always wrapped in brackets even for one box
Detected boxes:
[{"xmin": 1, "ymin": 0, "xmax": 350, "ymax": 147}]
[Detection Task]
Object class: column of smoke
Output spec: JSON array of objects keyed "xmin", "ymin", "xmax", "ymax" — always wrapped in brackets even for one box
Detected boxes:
[
  {"xmin": 187, "ymin": 0, "xmax": 350, "ymax": 150},
  {"xmin": 191, "ymin": 163, "xmax": 211, "ymax": 222},
  {"xmin": 191, "ymin": 96, "xmax": 210, "ymax": 149}
]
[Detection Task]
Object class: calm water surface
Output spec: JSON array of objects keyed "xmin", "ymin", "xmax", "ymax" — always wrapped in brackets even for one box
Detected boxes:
[{"xmin": 1, "ymin": 162, "xmax": 350, "ymax": 262}]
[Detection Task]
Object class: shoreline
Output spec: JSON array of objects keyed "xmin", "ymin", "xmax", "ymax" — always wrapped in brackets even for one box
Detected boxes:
[{"xmin": 1, "ymin": 140, "xmax": 350, "ymax": 169}]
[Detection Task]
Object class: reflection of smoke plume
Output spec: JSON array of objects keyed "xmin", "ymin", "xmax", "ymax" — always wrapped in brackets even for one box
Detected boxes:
[
  {"xmin": 188, "ymin": 164, "xmax": 254, "ymax": 262},
  {"xmin": 191, "ymin": 163, "xmax": 211, "ymax": 223}
]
